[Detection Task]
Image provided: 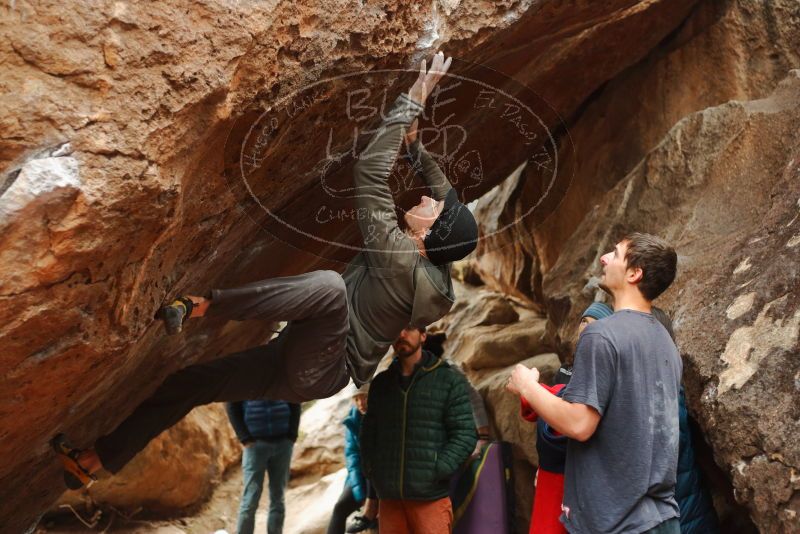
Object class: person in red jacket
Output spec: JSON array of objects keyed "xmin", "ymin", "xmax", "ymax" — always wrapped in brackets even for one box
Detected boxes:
[{"xmin": 520, "ymin": 302, "xmax": 613, "ymax": 534}]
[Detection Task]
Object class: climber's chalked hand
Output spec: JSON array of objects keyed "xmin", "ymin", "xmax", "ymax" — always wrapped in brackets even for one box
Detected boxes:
[{"xmin": 408, "ymin": 51, "xmax": 453, "ymax": 108}]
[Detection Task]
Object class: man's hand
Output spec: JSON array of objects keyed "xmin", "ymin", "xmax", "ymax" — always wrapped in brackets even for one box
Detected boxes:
[
  {"xmin": 471, "ymin": 439, "xmax": 488, "ymax": 459},
  {"xmin": 407, "ymin": 51, "xmax": 453, "ymax": 107},
  {"xmin": 471, "ymin": 425, "xmax": 491, "ymax": 458},
  {"xmin": 507, "ymin": 363, "xmax": 540, "ymax": 396}
]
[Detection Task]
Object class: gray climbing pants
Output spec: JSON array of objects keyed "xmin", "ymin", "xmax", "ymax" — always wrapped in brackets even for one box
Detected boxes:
[{"xmin": 95, "ymin": 270, "xmax": 350, "ymax": 473}]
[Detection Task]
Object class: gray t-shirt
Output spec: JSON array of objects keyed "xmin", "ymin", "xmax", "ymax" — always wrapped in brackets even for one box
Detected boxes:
[{"xmin": 560, "ymin": 310, "xmax": 683, "ymax": 534}]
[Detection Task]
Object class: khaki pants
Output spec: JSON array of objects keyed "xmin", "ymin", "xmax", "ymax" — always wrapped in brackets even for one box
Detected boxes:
[
  {"xmin": 95, "ymin": 270, "xmax": 350, "ymax": 473},
  {"xmin": 379, "ymin": 497, "xmax": 453, "ymax": 534}
]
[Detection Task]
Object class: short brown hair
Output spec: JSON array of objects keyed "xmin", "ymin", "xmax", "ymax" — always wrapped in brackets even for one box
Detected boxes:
[{"xmin": 622, "ymin": 233, "xmax": 677, "ymax": 301}]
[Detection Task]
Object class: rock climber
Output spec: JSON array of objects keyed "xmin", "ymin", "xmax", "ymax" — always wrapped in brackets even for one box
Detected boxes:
[{"xmin": 52, "ymin": 51, "xmax": 479, "ymax": 490}]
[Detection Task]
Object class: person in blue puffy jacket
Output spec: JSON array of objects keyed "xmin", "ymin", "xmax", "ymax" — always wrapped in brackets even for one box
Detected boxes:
[
  {"xmin": 226, "ymin": 399, "xmax": 301, "ymax": 534},
  {"xmin": 327, "ymin": 384, "xmax": 378, "ymax": 534}
]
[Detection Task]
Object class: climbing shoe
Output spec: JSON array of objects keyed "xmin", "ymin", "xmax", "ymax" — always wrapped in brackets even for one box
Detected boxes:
[
  {"xmin": 346, "ymin": 515, "xmax": 379, "ymax": 533},
  {"xmin": 51, "ymin": 434, "xmax": 97, "ymax": 490},
  {"xmin": 155, "ymin": 297, "xmax": 194, "ymax": 335}
]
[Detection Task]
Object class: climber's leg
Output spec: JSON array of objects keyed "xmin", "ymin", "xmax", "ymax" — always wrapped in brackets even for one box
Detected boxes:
[
  {"xmin": 156, "ymin": 270, "xmax": 347, "ymax": 335},
  {"xmin": 208, "ymin": 269, "xmax": 351, "ymax": 400},
  {"xmin": 93, "ymin": 341, "xmax": 281, "ymax": 474},
  {"xmin": 65, "ymin": 270, "xmax": 349, "ymax": 479},
  {"xmin": 260, "ymin": 272, "xmax": 351, "ymax": 402}
]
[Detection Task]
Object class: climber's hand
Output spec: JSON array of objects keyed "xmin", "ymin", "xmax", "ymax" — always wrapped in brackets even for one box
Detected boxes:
[{"xmin": 407, "ymin": 51, "xmax": 452, "ymax": 107}]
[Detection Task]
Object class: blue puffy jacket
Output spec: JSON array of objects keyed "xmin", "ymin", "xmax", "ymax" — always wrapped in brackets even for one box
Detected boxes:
[
  {"xmin": 676, "ymin": 388, "xmax": 719, "ymax": 534},
  {"xmin": 343, "ymin": 406, "xmax": 367, "ymax": 503},
  {"xmin": 226, "ymin": 400, "xmax": 301, "ymax": 443}
]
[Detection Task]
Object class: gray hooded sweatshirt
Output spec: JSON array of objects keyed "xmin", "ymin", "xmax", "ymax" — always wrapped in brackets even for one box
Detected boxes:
[{"xmin": 343, "ymin": 93, "xmax": 456, "ymax": 386}]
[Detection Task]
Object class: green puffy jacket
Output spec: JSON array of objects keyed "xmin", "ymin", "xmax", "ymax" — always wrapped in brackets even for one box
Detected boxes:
[{"xmin": 360, "ymin": 351, "xmax": 477, "ymax": 501}]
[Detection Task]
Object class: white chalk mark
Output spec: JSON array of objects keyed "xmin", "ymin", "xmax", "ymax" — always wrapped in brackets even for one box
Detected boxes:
[
  {"xmin": 719, "ymin": 295, "xmax": 800, "ymax": 394},
  {"xmin": 733, "ymin": 257, "xmax": 752, "ymax": 274},
  {"xmin": 726, "ymin": 292, "xmax": 756, "ymax": 320},
  {"xmin": 0, "ymin": 153, "xmax": 80, "ymax": 225}
]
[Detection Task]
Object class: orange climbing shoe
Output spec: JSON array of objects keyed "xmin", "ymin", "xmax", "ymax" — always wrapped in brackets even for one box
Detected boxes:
[
  {"xmin": 51, "ymin": 434, "xmax": 97, "ymax": 490},
  {"xmin": 155, "ymin": 297, "xmax": 194, "ymax": 335}
]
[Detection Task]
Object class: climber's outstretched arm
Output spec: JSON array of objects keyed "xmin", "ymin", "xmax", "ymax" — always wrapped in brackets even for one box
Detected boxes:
[
  {"xmin": 351, "ymin": 52, "xmax": 452, "ymax": 263},
  {"xmin": 405, "ymin": 128, "xmax": 453, "ymax": 202},
  {"xmin": 351, "ymin": 92, "xmax": 423, "ymax": 261}
]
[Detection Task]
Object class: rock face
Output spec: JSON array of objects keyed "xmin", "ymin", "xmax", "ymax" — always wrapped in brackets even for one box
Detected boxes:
[
  {"xmin": 2, "ymin": 0, "xmax": 799, "ymax": 532},
  {"xmin": 474, "ymin": 0, "xmax": 800, "ymax": 300},
  {"xmin": 0, "ymin": 1, "xmax": 704, "ymax": 530},
  {"xmin": 290, "ymin": 386, "xmax": 352, "ymax": 486},
  {"xmin": 55, "ymin": 404, "xmax": 240, "ymax": 514},
  {"xmin": 284, "ymin": 469, "xmax": 350, "ymax": 534}
]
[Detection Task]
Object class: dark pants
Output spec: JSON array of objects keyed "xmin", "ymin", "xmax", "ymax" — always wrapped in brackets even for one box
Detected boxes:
[
  {"xmin": 643, "ymin": 518, "xmax": 680, "ymax": 534},
  {"xmin": 327, "ymin": 481, "xmax": 377, "ymax": 534},
  {"xmin": 95, "ymin": 270, "xmax": 350, "ymax": 473}
]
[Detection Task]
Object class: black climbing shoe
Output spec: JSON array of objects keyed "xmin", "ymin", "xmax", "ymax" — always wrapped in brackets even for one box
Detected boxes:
[
  {"xmin": 346, "ymin": 515, "xmax": 379, "ymax": 533},
  {"xmin": 155, "ymin": 297, "xmax": 194, "ymax": 335},
  {"xmin": 51, "ymin": 434, "xmax": 97, "ymax": 490}
]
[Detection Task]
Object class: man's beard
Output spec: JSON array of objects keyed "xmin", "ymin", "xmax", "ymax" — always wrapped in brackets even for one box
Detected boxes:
[{"xmin": 394, "ymin": 340, "xmax": 420, "ymax": 358}]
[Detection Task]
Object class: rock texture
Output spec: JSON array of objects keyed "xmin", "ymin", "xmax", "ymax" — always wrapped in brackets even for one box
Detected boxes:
[
  {"xmin": 39, "ymin": 465, "xmax": 351, "ymax": 534},
  {"xmin": 466, "ymin": 2, "xmax": 800, "ymax": 530},
  {"xmin": 290, "ymin": 386, "xmax": 352, "ymax": 486},
  {"xmin": 284, "ymin": 469, "xmax": 350, "ymax": 534},
  {"xmin": 475, "ymin": 0, "xmax": 800, "ymax": 295}
]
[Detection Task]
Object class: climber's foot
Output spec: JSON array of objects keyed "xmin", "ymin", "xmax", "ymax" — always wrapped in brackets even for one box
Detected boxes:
[
  {"xmin": 51, "ymin": 434, "xmax": 97, "ymax": 490},
  {"xmin": 155, "ymin": 297, "xmax": 194, "ymax": 335}
]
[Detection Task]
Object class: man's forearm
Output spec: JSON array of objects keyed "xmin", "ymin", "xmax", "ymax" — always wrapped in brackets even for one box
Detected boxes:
[
  {"xmin": 352, "ymin": 93, "xmax": 422, "ymax": 250},
  {"xmin": 354, "ymin": 93, "xmax": 422, "ymax": 181},
  {"xmin": 519, "ymin": 382, "xmax": 597, "ymax": 441}
]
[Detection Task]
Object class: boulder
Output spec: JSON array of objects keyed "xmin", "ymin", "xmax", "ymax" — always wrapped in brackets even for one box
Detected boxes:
[
  {"xmin": 455, "ymin": 319, "xmax": 553, "ymax": 371},
  {"xmin": 472, "ymin": 0, "xmax": 800, "ymax": 301},
  {"xmin": 284, "ymin": 469, "xmax": 349, "ymax": 534},
  {"xmin": 430, "ymin": 280, "xmax": 552, "ymax": 371},
  {"xmin": 290, "ymin": 386, "xmax": 352, "ymax": 486}
]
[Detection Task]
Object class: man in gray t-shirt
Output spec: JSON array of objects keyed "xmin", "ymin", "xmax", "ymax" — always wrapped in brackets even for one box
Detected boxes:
[
  {"xmin": 562, "ymin": 310, "xmax": 682, "ymax": 533},
  {"xmin": 508, "ymin": 233, "xmax": 681, "ymax": 534}
]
